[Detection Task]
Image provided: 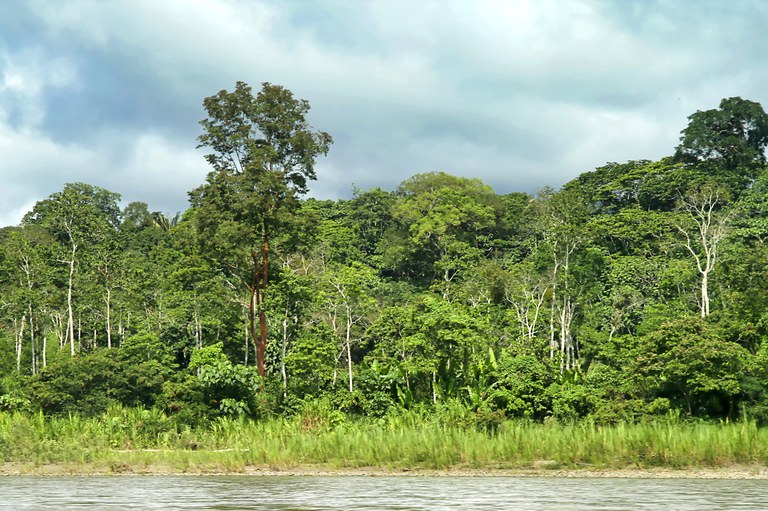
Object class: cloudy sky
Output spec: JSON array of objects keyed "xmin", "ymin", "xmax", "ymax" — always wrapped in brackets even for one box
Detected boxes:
[{"xmin": 1, "ymin": 0, "xmax": 767, "ymax": 226}]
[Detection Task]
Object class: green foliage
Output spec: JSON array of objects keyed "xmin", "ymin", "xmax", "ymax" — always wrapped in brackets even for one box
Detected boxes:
[
  {"xmin": 631, "ymin": 317, "xmax": 751, "ymax": 417},
  {"xmin": 0, "ymin": 375, "xmax": 31, "ymax": 412},
  {"xmin": 386, "ymin": 172, "xmax": 501, "ymax": 292},
  {"xmin": 488, "ymin": 353, "xmax": 552, "ymax": 419},
  {"xmin": 116, "ymin": 333, "xmax": 177, "ymax": 408},
  {"xmin": 348, "ymin": 187, "xmax": 397, "ymax": 260},
  {"xmin": 189, "ymin": 342, "xmax": 229, "ymax": 372},
  {"xmin": 4, "ymin": 96, "xmax": 768, "ymax": 431},
  {"xmin": 190, "ymin": 342, "xmax": 262, "ymax": 417},
  {"xmin": 198, "ymin": 359, "xmax": 261, "ymax": 417},
  {"xmin": 546, "ymin": 380, "xmax": 594, "ymax": 422},
  {"xmin": 30, "ymin": 350, "xmax": 123, "ymax": 416},
  {"xmin": 341, "ymin": 363, "xmax": 397, "ymax": 417},
  {"xmin": 676, "ymin": 96, "xmax": 768, "ymax": 174},
  {"xmin": 285, "ymin": 324, "xmax": 336, "ymax": 397},
  {"xmin": 732, "ymin": 169, "xmax": 768, "ymax": 243}
]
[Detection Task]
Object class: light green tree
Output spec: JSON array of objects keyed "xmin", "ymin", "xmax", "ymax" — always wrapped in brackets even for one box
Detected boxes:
[
  {"xmin": 23, "ymin": 183, "xmax": 121, "ymax": 356},
  {"xmin": 389, "ymin": 172, "xmax": 499, "ymax": 299}
]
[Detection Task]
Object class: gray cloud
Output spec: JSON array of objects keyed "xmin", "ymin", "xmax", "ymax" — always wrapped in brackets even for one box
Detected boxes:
[{"xmin": 2, "ymin": 0, "xmax": 768, "ymax": 227}]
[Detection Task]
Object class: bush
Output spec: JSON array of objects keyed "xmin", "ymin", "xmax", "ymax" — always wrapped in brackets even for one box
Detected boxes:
[
  {"xmin": 546, "ymin": 381, "xmax": 594, "ymax": 422},
  {"xmin": 30, "ymin": 349, "xmax": 124, "ymax": 416},
  {"xmin": 116, "ymin": 333, "xmax": 177, "ymax": 407},
  {"xmin": 488, "ymin": 353, "xmax": 552, "ymax": 420}
]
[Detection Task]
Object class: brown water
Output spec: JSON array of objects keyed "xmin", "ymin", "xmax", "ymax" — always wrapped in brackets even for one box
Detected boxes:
[{"xmin": 1, "ymin": 476, "xmax": 766, "ymax": 510}]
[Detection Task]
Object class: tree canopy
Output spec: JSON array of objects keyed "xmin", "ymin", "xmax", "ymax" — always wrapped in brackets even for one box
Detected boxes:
[
  {"xmin": 2, "ymin": 93, "xmax": 768, "ymax": 427},
  {"xmin": 191, "ymin": 81, "xmax": 332, "ymax": 377},
  {"xmin": 676, "ymin": 96, "xmax": 768, "ymax": 174}
]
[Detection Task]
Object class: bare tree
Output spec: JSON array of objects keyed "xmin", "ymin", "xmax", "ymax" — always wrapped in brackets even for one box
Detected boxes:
[
  {"xmin": 503, "ymin": 263, "xmax": 549, "ymax": 346},
  {"xmin": 538, "ymin": 188, "xmax": 587, "ymax": 373},
  {"xmin": 675, "ymin": 186, "xmax": 730, "ymax": 318}
]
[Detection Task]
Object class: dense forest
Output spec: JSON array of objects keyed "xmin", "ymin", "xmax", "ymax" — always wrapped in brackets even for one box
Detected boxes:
[{"xmin": 3, "ymin": 83, "xmax": 768, "ymax": 428}]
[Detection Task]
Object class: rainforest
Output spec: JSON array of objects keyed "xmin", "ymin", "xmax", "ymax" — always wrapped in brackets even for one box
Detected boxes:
[{"xmin": 2, "ymin": 83, "xmax": 768, "ymax": 473}]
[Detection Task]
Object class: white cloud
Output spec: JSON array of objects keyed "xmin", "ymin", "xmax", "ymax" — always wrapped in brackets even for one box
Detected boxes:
[
  {"xmin": 2, "ymin": 0, "xmax": 768, "ymax": 226},
  {"xmin": 0, "ymin": 125, "xmax": 94, "ymax": 226},
  {"xmin": 0, "ymin": 48, "xmax": 78, "ymax": 129},
  {"xmin": 113, "ymin": 132, "xmax": 209, "ymax": 213}
]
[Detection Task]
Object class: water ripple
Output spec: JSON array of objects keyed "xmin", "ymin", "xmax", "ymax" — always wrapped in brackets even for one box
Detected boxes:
[{"xmin": 1, "ymin": 476, "xmax": 766, "ymax": 510}]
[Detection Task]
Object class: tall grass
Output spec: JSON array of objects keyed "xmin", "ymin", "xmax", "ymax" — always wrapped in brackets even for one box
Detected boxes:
[{"xmin": 1, "ymin": 406, "xmax": 767, "ymax": 472}]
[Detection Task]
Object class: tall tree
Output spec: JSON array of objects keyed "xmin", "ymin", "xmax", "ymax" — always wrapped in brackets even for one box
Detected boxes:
[
  {"xmin": 190, "ymin": 81, "xmax": 332, "ymax": 376},
  {"xmin": 675, "ymin": 97, "xmax": 768, "ymax": 175},
  {"xmin": 535, "ymin": 187, "xmax": 591, "ymax": 372},
  {"xmin": 23, "ymin": 183, "xmax": 121, "ymax": 356},
  {"xmin": 348, "ymin": 187, "xmax": 396, "ymax": 260},
  {"xmin": 1, "ymin": 225, "xmax": 50, "ymax": 372},
  {"xmin": 321, "ymin": 262, "xmax": 380, "ymax": 392},
  {"xmin": 388, "ymin": 172, "xmax": 499, "ymax": 298},
  {"xmin": 675, "ymin": 186, "xmax": 730, "ymax": 318}
]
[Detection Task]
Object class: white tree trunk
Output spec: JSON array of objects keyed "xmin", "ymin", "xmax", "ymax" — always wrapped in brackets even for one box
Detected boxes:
[
  {"xmin": 677, "ymin": 187, "xmax": 728, "ymax": 318},
  {"xmin": 16, "ymin": 315, "xmax": 26, "ymax": 372},
  {"xmin": 281, "ymin": 315, "xmax": 288, "ymax": 396},
  {"xmin": 346, "ymin": 313, "xmax": 353, "ymax": 392},
  {"xmin": 67, "ymin": 254, "xmax": 76, "ymax": 356},
  {"xmin": 105, "ymin": 288, "xmax": 112, "ymax": 348}
]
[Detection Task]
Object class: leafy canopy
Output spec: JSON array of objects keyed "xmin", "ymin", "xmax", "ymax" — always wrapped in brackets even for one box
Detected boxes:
[{"xmin": 676, "ymin": 96, "xmax": 768, "ymax": 173}]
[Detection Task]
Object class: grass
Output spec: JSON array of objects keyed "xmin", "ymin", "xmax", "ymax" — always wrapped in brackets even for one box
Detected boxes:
[{"xmin": 1, "ymin": 406, "xmax": 767, "ymax": 474}]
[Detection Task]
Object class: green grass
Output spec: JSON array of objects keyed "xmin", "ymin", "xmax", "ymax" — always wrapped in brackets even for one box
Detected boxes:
[{"xmin": 2, "ymin": 406, "xmax": 767, "ymax": 473}]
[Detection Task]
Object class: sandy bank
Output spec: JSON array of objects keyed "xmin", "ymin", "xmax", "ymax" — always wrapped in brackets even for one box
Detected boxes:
[{"xmin": 3, "ymin": 462, "xmax": 768, "ymax": 479}]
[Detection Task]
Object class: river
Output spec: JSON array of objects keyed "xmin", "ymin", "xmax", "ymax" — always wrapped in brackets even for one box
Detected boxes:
[{"xmin": 1, "ymin": 475, "xmax": 766, "ymax": 510}]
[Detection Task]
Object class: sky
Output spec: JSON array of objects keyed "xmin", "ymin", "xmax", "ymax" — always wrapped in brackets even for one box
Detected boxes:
[{"xmin": 1, "ymin": 0, "xmax": 767, "ymax": 227}]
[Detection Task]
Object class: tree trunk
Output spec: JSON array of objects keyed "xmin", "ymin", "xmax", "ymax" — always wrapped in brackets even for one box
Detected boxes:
[
  {"xmin": 105, "ymin": 287, "xmax": 112, "ymax": 348},
  {"xmin": 248, "ymin": 232, "xmax": 270, "ymax": 380},
  {"xmin": 559, "ymin": 298, "xmax": 576, "ymax": 372},
  {"xmin": 549, "ymin": 270, "xmax": 558, "ymax": 360},
  {"xmin": 52, "ymin": 312, "xmax": 64, "ymax": 349},
  {"xmin": 28, "ymin": 303, "xmax": 36, "ymax": 374},
  {"xmin": 31, "ymin": 320, "xmax": 37, "ymax": 375},
  {"xmin": 67, "ymin": 253, "xmax": 76, "ymax": 356},
  {"xmin": 249, "ymin": 250, "xmax": 261, "ymax": 374},
  {"xmin": 21, "ymin": 260, "xmax": 36, "ymax": 374},
  {"xmin": 193, "ymin": 311, "xmax": 202, "ymax": 350},
  {"xmin": 258, "ymin": 233, "xmax": 269, "ymax": 378},
  {"xmin": 16, "ymin": 315, "xmax": 26, "ymax": 372},
  {"xmin": 346, "ymin": 313, "xmax": 353, "ymax": 392},
  {"xmin": 244, "ymin": 312, "xmax": 249, "ymax": 366},
  {"xmin": 281, "ymin": 314, "xmax": 288, "ymax": 397}
]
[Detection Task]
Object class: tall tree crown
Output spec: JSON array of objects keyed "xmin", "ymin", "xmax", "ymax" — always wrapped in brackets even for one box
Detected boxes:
[
  {"xmin": 675, "ymin": 96, "xmax": 768, "ymax": 173},
  {"xmin": 196, "ymin": 81, "xmax": 332, "ymax": 194}
]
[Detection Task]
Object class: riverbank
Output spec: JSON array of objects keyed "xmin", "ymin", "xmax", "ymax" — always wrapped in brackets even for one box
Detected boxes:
[
  {"xmin": 3, "ymin": 461, "xmax": 768, "ymax": 478},
  {"xmin": 3, "ymin": 409, "xmax": 768, "ymax": 477}
]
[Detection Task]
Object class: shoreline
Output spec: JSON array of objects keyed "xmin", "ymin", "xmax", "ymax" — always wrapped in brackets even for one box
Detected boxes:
[{"xmin": 3, "ymin": 462, "xmax": 768, "ymax": 479}]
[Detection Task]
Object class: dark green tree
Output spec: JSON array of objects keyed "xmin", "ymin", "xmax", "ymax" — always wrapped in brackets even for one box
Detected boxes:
[{"xmin": 675, "ymin": 97, "xmax": 768, "ymax": 175}]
